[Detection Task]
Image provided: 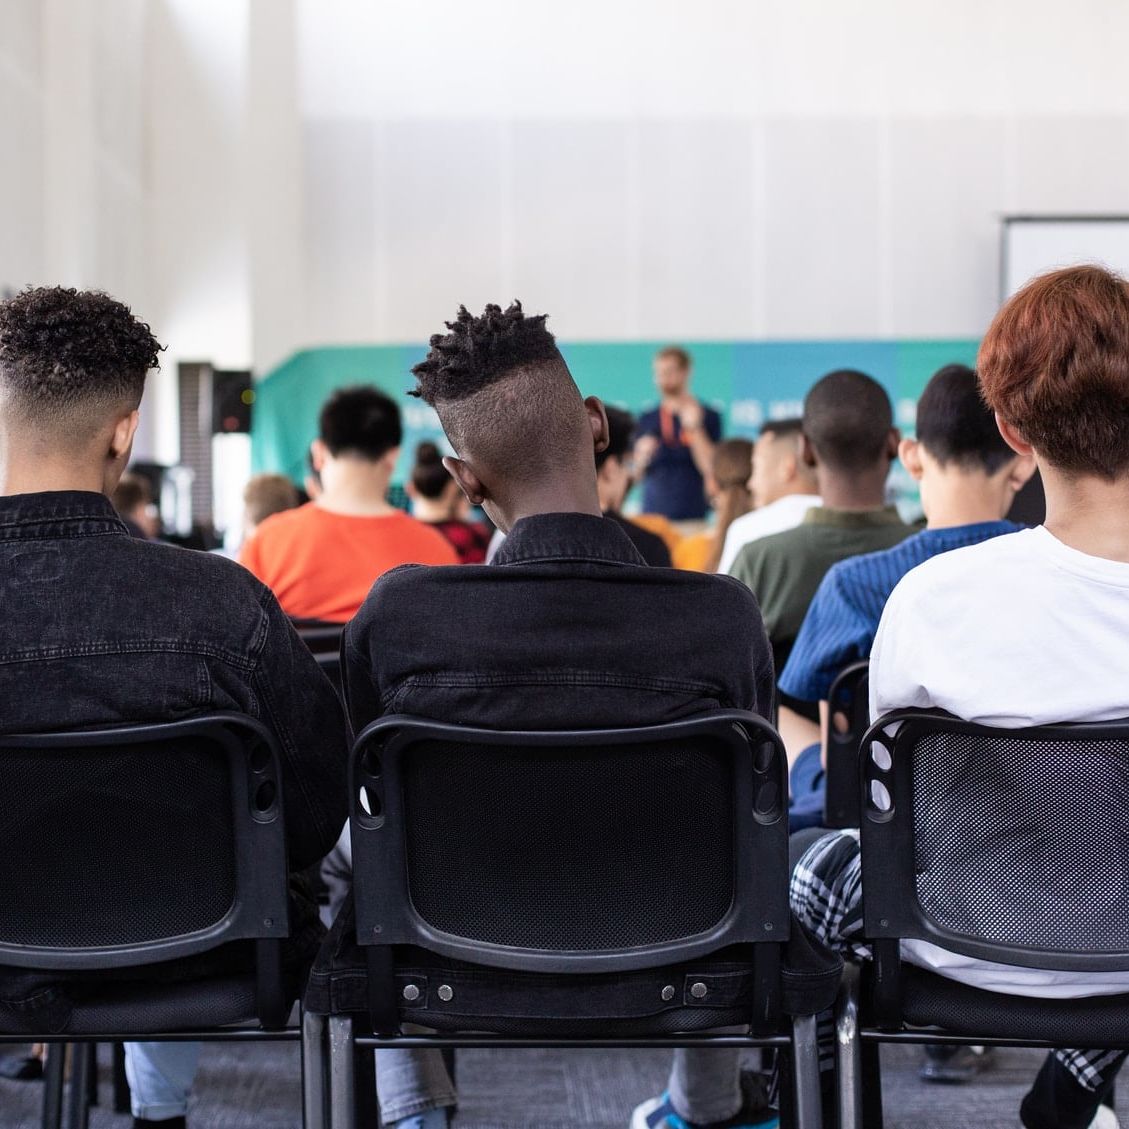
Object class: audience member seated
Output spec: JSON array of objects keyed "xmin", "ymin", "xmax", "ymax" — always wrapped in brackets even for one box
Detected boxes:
[
  {"xmin": 111, "ymin": 470, "xmax": 159, "ymax": 539},
  {"xmin": 239, "ymin": 385, "xmax": 457, "ymax": 622},
  {"xmin": 595, "ymin": 406, "xmax": 673, "ymax": 566},
  {"xmin": 792, "ymin": 265, "xmax": 1129, "ymax": 1129},
  {"xmin": 242, "ymin": 471, "xmax": 300, "ymax": 542},
  {"xmin": 634, "ymin": 346, "xmax": 721, "ymax": 522},
  {"xmin": 0, "ymin": 286, "xmax": 347, "ymax": 1129},
  {"xmin": 782, "ymin": 363, "xmax": 1034, "ymax": 1085},
  {"xmin": 717, "ymin": 419, "xmax": 820, "ymax": 573},
  {"xmin": 406, "ymin": 440, "xmax": 492, "ymax": 563},
  {"xmin": 673, "ymin": 438, "xmax": 754, "ymax": 572},
  {"xmin": 728, "ymin": 370, "xmax": 911, "ymax": 756},
  {"xmin": 334, "ymin": 301, "xmax": 776, "ymax": 1129},
  {"xmin": 780, "ymin": 364, "xmax": 1033, "ymax": 828}
]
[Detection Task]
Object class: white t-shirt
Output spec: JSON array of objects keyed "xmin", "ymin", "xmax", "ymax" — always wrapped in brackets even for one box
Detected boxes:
[
  {"xmin": 718, "ymin": 493, "xmax": 821, "ymax": 574},
  {"xmin": 870, "ymin": 525, "xmax": 1129, "ymax": 997}
]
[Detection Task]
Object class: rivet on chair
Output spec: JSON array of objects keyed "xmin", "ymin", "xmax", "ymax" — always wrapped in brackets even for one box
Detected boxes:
[
  {"xmin": 402, "ymin": 984, "xmax": 420, "ymax": 1002},
  {"xmin": 690, "ymin": 981, "xmax": 708, "ymax": 999},
  {"xmin": 661, "ymin": 985, "xmax": 675, "ymax": 1002},
  {"xmin": 437, "ymin": 984, "xmax": 454, "ymax": 1002}
]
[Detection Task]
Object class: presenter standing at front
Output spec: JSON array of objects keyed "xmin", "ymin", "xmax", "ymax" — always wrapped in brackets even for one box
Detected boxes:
[{"xmin": 635, "ymin": 346, "xmax": 721, "ymax": 522}]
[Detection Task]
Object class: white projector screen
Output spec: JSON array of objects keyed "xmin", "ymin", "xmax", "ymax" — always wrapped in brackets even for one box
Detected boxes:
[{"xmin": 1003, "ymin": 217, "xmax": 1129, "ymax": 299}]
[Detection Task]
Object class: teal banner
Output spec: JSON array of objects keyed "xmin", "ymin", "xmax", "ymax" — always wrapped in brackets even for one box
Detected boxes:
[{"xmin": 251, "ymin": 339, "xmax": 979, "ymax": 487}]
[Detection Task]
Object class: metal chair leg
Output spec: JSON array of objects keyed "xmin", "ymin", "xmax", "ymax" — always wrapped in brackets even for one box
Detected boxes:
[
  {"xmin": 112, "ymin": 1042, "xmax": 130, "ymax": 1113},
  {"xmin": 41, "ymin": 1044, "xmax": 66, "ymax": 1129},
  {"xmin": 328, "ymin": 1014, "xmax": 356, "ymax": 1129},
  {"xmin": 836, "ymin": 967, "xmax": 863, "ymax": 1129},
  {"xmin": 792, "ymin": 1013, "xmax": 823, "ymax": 1129},
  {"xmin": 65, "ymin": 1043, "xmax": 93, "ymax": 1129},
  {"xmin": 302, "ymin": 1010, "xmax": 329, "ymax": 1129}
]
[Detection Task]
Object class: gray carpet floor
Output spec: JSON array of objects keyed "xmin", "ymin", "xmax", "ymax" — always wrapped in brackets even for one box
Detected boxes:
[{"xmin": 0, "ymin": 1042, "xmax": 1052, "ymax": 1128}]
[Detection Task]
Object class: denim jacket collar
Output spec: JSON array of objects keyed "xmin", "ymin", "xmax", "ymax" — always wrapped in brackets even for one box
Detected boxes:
[
  {"xmin": 493, "ymin": 511, "xmax": 647, "ymax": 568},
  {"xmin": 0, "ymin": 490, "xmax": 129, "ymax": 541}
]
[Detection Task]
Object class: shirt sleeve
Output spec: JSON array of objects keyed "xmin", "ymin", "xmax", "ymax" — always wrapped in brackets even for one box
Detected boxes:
[
  {"xmin": 727, "ymin": 542, "xmax": 779, "ymax": 636},
  {"xmin": 779, "ymin": 563, "xmax": 874, "ymax": 703},
  {"xmin": 250, "ymin": 589, "xmax": 349, "ymax": 870}
]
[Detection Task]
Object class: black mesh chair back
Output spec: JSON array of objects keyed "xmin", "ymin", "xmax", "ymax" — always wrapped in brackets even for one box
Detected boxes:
[
  {"xmin": 823, "ymin": 660, "xmax": 870, "ymax": 828},
  {"xmin": 860, "ymin": 710, "xmax": 1129, "ymax": 1014},
  {"xmin": 349, "ymin": 712, "xmax": 790, "ymax": 1029},
  {"xmin": 0, "ymin": 713, "xmax": 290, "ymax": 1028}
]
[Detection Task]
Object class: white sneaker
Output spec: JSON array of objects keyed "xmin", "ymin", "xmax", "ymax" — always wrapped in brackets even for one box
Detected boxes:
[{"xmin": 1091, "ymin": 1107, "xmax": 1120, "ymax": 1129}]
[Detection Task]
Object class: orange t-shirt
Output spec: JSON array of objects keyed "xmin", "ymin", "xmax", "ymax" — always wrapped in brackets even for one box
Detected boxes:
[{"xmin": 239, "ymin": 503, "xmax": 459, "ymax": 622}]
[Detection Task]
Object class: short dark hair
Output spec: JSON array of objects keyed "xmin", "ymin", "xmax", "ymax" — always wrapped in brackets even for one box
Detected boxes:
[
  {"xmin": 979, "ymin": 265, "xmax": 1129, "ymax": 479},
  {"xmin": 410, "ymin": 441, "xmax": 453, "ymax": 499},
  {"xmin": 595, "ymin": 406, "xmax": 634, "ymax": 470},
  {"xmin": 319, "ymin": 385, "xmax": 402, "ymax": 460},
  {"xmin": 760, "ymin": 417, "xmax": 803, "ymax": 441},
  {"xmin": 802, "ymin": 369, "xmax": 894, "ymax": 473},
  {"xmin": 655, "ymin": 345, "xmax": 691, "ymax": 371},
  {"xmin": 0, "ymin": 286, "xmax": 161, "ymax": 428},
  {"xmin": 916, "ymin": 364, "xmax": 1014, "ymax": 474},
  {"xmin": 410, "ymin": 302, "xmax": 586, "ymax": 478}
]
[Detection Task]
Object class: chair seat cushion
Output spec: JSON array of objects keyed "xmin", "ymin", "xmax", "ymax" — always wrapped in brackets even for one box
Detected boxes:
[{"xmin": 898, "ymin": 966, "xmax": 1129, "ymax": 1045}]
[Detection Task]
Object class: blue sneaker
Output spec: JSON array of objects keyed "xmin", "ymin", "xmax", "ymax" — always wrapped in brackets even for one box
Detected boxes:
[{"xmin": 630, "ymin": 1088, "xmax": 779, "ymax": 1129}]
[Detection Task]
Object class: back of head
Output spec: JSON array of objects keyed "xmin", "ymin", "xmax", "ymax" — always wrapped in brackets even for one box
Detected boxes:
[
  {"xmin": 0, "ymin": 286, "xmax": 161, "ymax": 442},
  {"xmin": 712, "ymin": 437, "xmax": 753, "ymax": 490},
  {"xmin": 243, "ymin": 472, "xmax": 300, "ymax": 527},
  {"xmin": 802, "ymin": 369, "xmax": 894, "ymax": 474},
  {"xmin": 410, "ymin": 301, "xmax": 589, "ymax": 484},
  {"xmin": 595, "ymin": 406, "xmax": 635, "ymax": 471},
  {"xmin": 916, "ymin": 364, "xmax": 1014, "ymax": 474},
  {"xmin": 319, "ymin": 385, "xmax": 402, "ymax": 461},
  {"xmin": 978, "ymin": 265, "xmax": 1129, "ymax": 479},
  {"xmin": 410, "ymin": 441, "xmax": 453, "ymax": 499},
  {"xmin": 111, "ymin": 471, "xmax": 151, "ymax": 517}
]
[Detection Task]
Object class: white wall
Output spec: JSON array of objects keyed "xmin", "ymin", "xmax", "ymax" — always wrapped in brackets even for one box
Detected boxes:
[{"xmin": 290, "ymin": 0, "xmax": 1129, "ymax": 347}]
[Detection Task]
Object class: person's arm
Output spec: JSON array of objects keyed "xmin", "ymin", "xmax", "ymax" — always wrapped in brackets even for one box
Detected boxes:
[
  {"xmin": 250, "ymin": 589, "xmax": 349, "ymax": 871},
  {"xmin": 869, "ymin": 577, "xmax": 933, "ymax": 720},
  {"xmin": 677, "ymin": 398, "xmax": 717, "ymax": 479}
]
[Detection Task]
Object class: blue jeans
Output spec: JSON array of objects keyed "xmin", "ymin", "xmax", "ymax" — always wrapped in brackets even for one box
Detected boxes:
[
  {"xmin": 788, "ymin": 742, "xmax": 826, "ymax": 832},
  {"xmin": 124, "ymin": 1041, "xmax": 201, "ymax": 1120}
]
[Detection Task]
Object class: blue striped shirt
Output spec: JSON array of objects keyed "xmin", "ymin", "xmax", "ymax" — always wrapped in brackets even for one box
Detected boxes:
[{"xmin": 778, "ymin": 520, "xmax": 1023, "ymax": 703}]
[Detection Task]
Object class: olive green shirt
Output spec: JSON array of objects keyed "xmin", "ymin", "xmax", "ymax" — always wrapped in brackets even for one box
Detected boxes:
[{"xmin": 728, "ymin": 506, "xmax": 912, "ymax": 677}]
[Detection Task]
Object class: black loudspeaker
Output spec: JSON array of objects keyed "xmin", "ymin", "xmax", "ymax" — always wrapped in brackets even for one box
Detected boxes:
[{"xmin": 212, "ymin": 369, "xmax": 254, "ymax": 434}]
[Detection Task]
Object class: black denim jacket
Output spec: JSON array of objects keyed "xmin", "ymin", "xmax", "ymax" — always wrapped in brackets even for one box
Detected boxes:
[
  {"xmin": 0, "ymin": 492, "xmax": 349, "ymax": 1025},
  {"xmin": 343, "ymin": 511, "xmax": 775, "ymax": 734}
]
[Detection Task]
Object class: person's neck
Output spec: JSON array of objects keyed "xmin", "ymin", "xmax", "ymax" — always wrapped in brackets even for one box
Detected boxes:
[
  {"xmin": 316, "ymin": 464, "xmax": 395, "ymax": 516},
  {"xmin": 922, "ymin": 475, "xmax": 1010, "ymax": 530},
  {"xmin": 1043, "ymin": 468, "xmax": 1129, "ymax": 563},
  {"xmin": 816, "ymin": 465, "xmax": 889, "ymax": 512},
  {"xmin": 0, "ymin": 460, "xmax": 106, "ymax": 497},
  {"xmin": 502, "ymin": 483, "xmax": 604, "ymax": 532},
  {"xmin": 412, "ymin": 495, "xmax": 455, "ymax": 522}
]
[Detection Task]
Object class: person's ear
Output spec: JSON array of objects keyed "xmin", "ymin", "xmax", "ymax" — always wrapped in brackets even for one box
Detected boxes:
[
  {"xmin": 1006, "ymin": 452, "xmax": 1037, "ymax": 493},
  {"xmin": 898, "ymin": 437, "xmax": 925, "ymax": 482},
  {"xmin": 996, "ymin": 414, "xmax": 1035, "ymax": 458},
  {"xmin": 442, "ymin": 456, "xmax": 486, "ymax": 507},
  {"xmin": 310, "ymin": 438, "xmax": 328, "ymax": 473},
  {"xmin": 800, "ymin": 433, "xmax": 817, "ymax": 469},
  {"xmin": 382, "ymin": 446, "xmax": 400, "ymax": 474},
  {"xmin": 586, "ymin": 396, "xmax": 610, "ymax": 456},
  {"xmin": 109, "ymin": 410, "xmax": 140, "ymax": 462},
  {"xmin": 885, "ymin": 428, "xmax": 902, "ymax": 462}
]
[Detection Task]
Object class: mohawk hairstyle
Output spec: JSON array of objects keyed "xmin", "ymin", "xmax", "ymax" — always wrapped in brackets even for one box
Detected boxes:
[{"xmin": 410, "ymin": 301, "xmax": 563, "ymax": 405}]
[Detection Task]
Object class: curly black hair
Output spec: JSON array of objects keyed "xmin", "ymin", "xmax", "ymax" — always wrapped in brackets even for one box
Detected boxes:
[
  {"xmin": 0, "ymin": 286, "xmax": 162, "ymax": 418},
  {"xmin": 410, "ymin": 301, "xmax": 562, "ymax": 405}
]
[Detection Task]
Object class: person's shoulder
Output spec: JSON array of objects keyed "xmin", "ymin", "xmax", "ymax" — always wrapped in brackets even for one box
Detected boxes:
[
  {"xmin": 738, "ymin": 522, "xmax": 808, "ymax": 563},
  {"xmin": 672, "ymin": 567, "xmax": 763, "ymax": 616},
  {"xmin": 888, "ymin": 526, "xmax": 1033, "ymax": 604},
  {"xmin": 247, "ymin": 501, "xmax": 315, "ymax": 544}
]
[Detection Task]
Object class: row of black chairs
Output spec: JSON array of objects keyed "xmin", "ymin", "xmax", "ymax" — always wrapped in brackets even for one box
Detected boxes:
[{"xmin": 5, "ymin": 696, "xmax": 1129, "ymax": 1128}]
